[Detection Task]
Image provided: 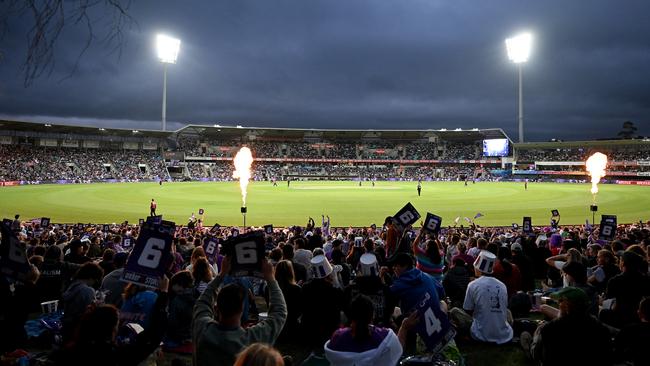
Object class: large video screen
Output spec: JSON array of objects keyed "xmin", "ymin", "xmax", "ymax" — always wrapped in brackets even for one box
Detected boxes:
[{"xmin": 482, "ymin": 139, "xmax": 509, "ymax": 157}]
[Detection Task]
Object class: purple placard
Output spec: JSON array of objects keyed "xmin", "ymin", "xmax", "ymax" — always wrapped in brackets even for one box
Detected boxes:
[
  {"xmin": 121, "ymin": 224, "xmax": 173, "ymax": 289},
  {"xmin": 0, "ymin": 222, "xmax": 30, "ymax": 281},
  {"xmin": 203, "ymin": 236, "xmax": 219, "ymax": 265},
  {"xmin": 221, "ymin": 231, "xmax": 265, "ymax": 277},
  {"xmin": 414, "ymin": 291, "xmax": 455, "ymax": 353}
]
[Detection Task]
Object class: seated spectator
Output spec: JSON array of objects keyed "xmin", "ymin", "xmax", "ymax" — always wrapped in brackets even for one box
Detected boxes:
[
  {"xmin": 540, "ymin": 261, "xmax": 598, "ymax": 319},
  {"xmin": 449, "ymin": 250, "xmax": 513, "ymax": 344},
  {"xmin": 192, "ymin": 257, "xmax": 287, "ymax": 366},
  {"xmin": 165, "ymin": 270, "xmax": 195, "ymax": 346},
  {"xmin": 273, "ymin": 260, "xmax": 303, "ymax": 342},
  {"xmin": 100, "ymin": 252, "xmax": 128, "ymax": 308},
  {"xmin": 282, "ymin": 244, "xmax": 308, "ymax": 284},
  {"xmin": 37, "ymin": 245, "xmax": 80, "ymax": 302},
  {"xmin": 412, "ymin": 230, "xmax": 445, "ymax": 282},
  {"xmin": 64, "ymin": 239, "xmax": 91, "ymax": 264},
  {"xmin": 443, "ymin": 258, "xmax": 472, "ymax": 309},
  {"xmin": 344, "ymin": 253, "xmax": 396, "ymax": 328},
  {"xmin": 301, "ymin": 255, "xmax": 344, "ymax": 352},
  {"xmin": 58, "ymin": 276, "xmax": 168, "ymax": 366},
  {"xmin": 61, "ymin": 262, "xmax": 104, "ymax": 343},
  {"xmin": 324, "ymin": 295, "xmax": 403, "ymax": 366},
  {"xmin": 99, "ymin": 249, "xmax": 116, "ymax": 275},
  {"xmin": 192, "ymin": 257, "xmax": 214, "ymax": 295},
  {"xmin": 521, "ymin": 287, "xmax": 612, "ymax": 366},
  {"xmin": 0, "ymin": 265, "xmax": 41, "ymax": 353},
  {"xmin": 614, "ymin": 297, "xmax": 650, "ymax": 366},
  {"xmin": 601, "ymin": 251, "xmax": 650, "ymax": 328},
  {"xmin": 587, "ymin": 247, "xmax": 619, "ymax": 293},
  {"xmin": 120, "ymin": 283, "xmax": 158, "ymax": 329}
]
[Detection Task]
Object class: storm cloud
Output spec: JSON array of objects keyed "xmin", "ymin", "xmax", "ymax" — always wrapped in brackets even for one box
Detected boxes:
[{"xmin": 1, "ymin": 0, "xmax": 649, "ymax": 140}]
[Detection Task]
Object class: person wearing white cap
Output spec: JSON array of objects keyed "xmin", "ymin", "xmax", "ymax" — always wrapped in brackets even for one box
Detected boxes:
[
  {"xmin": 301, "ymin": 254, "xmax": 344, "ymax": 353},
  {"xmin": 293, "ymin": 237, "xmax": 313, "ymax": 275},
  {"xmin": 449, "ymin": 250, "xmax": 513, "ymax": 344},
  {"xmin": 343, "ymin": 253, "xmax": 396, "ymax": 327}
]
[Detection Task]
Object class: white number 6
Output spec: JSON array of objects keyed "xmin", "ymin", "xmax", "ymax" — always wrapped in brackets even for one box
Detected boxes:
[
  {"xmin": 138, "ymin": 237, "xmax": 165, "ymax": 269},
  {"xmin": 399, "ymin": 211, "xmax": 415, "ymax": 224},
  {"xmin": 236, "ymin": 242, "xmax": 258, "ymax": 264}
]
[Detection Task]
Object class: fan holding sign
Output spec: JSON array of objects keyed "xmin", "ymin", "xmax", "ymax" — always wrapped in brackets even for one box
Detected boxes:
[
  {"xmin": 221, "ymin": 231, "xmax": 266, "ymax": 278},
  {"xmin": 388, "ymin": 253, "xmax": 454, "ymax": 352},
  {"xmin": 122, "ymin": 221, "xmax": 174, "ymax": 289}
]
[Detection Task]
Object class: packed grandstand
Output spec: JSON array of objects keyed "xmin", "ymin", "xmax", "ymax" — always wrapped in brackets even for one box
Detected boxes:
[{"xmin": 1, "ymin": 120, "xmax": 649, "ymax": 185}]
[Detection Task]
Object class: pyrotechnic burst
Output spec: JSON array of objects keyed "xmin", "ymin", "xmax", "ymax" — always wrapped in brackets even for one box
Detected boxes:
[
  {"xmin": 233, "ymin": 147, "xmax": 254, "ymax": 206},
  {"xmin": 586, "ymin": 152, "xmax": 608, "ymax": 201}
]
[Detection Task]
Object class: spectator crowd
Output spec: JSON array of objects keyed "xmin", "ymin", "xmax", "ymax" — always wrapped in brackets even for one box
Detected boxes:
[{"xmin": 1, "ymin": 211, "xmax": 649, "ymax": 366}]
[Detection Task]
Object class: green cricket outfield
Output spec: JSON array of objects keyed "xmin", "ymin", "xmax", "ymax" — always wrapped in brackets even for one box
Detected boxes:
[{"xmin": 0, "ymin": 181, "xmax": 648, "ymax": 227}]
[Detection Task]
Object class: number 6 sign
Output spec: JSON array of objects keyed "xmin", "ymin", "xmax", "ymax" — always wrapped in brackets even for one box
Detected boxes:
[
  {"xmin": 423, "ymin": 213, "xmax": 442, "ymax": 235},
  {"xmin": 393, "ymin": 202, "xmax": 421, "ymax": 230},
  {"xmin": 222, "ymin": 231, "xmax": 266, "ymax": 278},
  {"xmin": 122, "ymin": 225, "xmax": 173, "ymax": 289}
]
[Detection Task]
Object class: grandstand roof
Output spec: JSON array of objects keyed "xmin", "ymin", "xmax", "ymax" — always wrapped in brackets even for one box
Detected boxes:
[
  {"xmin": 0, "ymin": 119, "xmax": 510, "ymax": 141},
  {"xmin": 177, "ymin": 124, "xmax": 510, "ymax": 141},
  {"xmin": 0, "ymin": 119, "xmax": 171, "ymax": 138}
]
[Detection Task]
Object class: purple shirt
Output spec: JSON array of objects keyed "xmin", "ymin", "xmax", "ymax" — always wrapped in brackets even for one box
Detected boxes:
[{"xmin": 328, "ymin": 326, "xmax": 390, "ymax": 353}]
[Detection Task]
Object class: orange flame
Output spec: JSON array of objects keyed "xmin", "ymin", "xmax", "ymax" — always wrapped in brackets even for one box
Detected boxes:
[
  {"xmin": 586, "ymin": 152, "xmax": 607, "ymax": 196},
  {"xmin": 233, "ymin": 147, "xmax": 254, "ymax": 206}
]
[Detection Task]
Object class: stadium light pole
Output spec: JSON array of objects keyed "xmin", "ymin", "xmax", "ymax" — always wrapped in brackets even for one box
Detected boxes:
[
  {"xmin": 156, "ymin": 34, "xmax": 181, "ymax": 131},
  {"xmin": 505, "ymin": 32, "xmax": 532, "ymax": 143}
]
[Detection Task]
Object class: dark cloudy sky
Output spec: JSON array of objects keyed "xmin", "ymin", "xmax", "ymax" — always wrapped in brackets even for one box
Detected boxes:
[{"xmin": 1, "ymin": 0, "xmax": 649, "ymax": 141}]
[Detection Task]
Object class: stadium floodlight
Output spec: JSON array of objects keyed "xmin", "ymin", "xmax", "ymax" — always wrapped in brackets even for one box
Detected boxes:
[
  {"xmin": 156, "ymin": 34, "xmax": 181, "ymax": 132},
  {"xmin": 506, "ymin": 32, "xmax": 532, "ymax": 143}
]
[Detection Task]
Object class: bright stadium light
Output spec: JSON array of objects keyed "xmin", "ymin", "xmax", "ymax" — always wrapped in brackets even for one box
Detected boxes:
[
  {"xmin": 505, "ymin": 32, "xmax": 533, "ymax": 143},
  {"xmin": 156, "ymin": 34, "xmax": 181, "ymax": 132}
]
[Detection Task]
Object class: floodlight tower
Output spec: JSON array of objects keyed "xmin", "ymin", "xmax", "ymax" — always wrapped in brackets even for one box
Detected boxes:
[
  {"xmin": 156, "ymin": 34, "xmax": 181, "ymax": 131},
  {"xmin": 505, "ymin": 32, "xmax": 532, "ymax": 143}
]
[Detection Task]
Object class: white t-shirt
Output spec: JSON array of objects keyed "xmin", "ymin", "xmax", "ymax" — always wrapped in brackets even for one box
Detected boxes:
[{"xmin": 463, "ymin": 275, "xmax": 513, "ymax": 344}]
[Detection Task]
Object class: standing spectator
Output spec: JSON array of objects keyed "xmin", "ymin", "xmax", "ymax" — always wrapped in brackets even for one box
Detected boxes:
[
  {"xmin": 192, "ymin": 257, "xmax": 287, "ymax": 366},
  {"xmin": 449, "ymin": 250, "xmax": 513, "ymax": 344}
]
